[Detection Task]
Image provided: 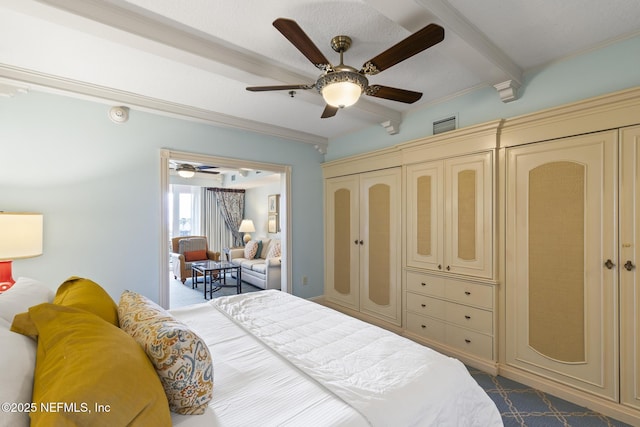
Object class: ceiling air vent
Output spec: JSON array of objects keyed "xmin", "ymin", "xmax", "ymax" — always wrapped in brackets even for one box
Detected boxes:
[{"xmin": 433, "ymin": 115, "xmax": 456, "ymax": 135}]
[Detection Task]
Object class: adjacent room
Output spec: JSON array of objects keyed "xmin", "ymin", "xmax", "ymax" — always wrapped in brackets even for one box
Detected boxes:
[
  {"xmin": 2, "ymin": 1, "xmax": 640, "ymax": 426},
  {"xmin": 167, "ymin": 158, "xmax": 285, "ymax": 307}
]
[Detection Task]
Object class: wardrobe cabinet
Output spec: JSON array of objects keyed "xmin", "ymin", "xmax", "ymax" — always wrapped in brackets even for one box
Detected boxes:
[
  {"xmin": 405, "ymin": 152, "xmax": 493, "ymax": 279},
  {"xmin": 404, "ymin": 150, "xmax": 496, "ymax": 367},
  {"xmin": 324, "ymin": 168, "xmax": 402, "ymax": 326},
  {"xmin": 620, "ymin": 125, "xmax": 640, "ymax": 411},
  {"xmin": 505, "ymin": 127, "xmax": 639, "ymax": 408}
]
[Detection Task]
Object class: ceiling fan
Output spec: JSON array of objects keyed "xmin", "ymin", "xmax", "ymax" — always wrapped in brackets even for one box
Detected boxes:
[
  {"xmin": 171, "ymin": 163, "xmax": 220, "ymax": 178},
  {"xmin": 246, "ymin": 18, "xmax": 444, "ymax": 118}
]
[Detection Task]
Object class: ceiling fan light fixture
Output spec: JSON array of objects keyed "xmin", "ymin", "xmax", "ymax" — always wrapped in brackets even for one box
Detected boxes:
[
  {"xmin": 176, "ymin": 164, "xmax": 196, "ymax": 178},
  {"xmin": 317, "ymin": 71, "xmax": 367, "ymax": 108}
]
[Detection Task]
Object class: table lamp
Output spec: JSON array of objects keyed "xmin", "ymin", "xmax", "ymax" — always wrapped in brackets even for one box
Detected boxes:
[
  {"xmin": 0, "ymin": 212, "xmax": 43, "ymax": 293},
  {"xmin": 238, "ymin": 219, "xmax": 255, "ymax": 244}
]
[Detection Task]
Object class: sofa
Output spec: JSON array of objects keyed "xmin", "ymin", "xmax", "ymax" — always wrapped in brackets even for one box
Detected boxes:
[{"xmin": 228, "ymin": 238, "xmax": 281, "ymax": 290}]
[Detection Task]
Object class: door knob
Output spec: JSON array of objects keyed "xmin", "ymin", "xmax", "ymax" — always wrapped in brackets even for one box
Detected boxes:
[
  {"xmin": 624, "ymin": 260, "xmax": 635, "ymax": 271},
  {"xmin": 604, "ymin": 259, "xmax": 615, "ymax": 269}
]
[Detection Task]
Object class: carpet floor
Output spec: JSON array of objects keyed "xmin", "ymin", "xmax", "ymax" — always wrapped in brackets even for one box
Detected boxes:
[
  {"xmin": 170, "ymin": 277, "xmax": 634, "ymax": 426},
  {"xmin": 467, "ymin": 367, "xmax": 633, "ymax": 427},
  {"xmin": 169, "ymin": 273, "xmax": 262, "ymax": 309}
]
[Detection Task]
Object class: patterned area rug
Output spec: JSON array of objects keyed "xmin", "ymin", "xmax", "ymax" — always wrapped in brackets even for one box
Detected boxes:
[{"xmin": 467, "ymin": 367, "xmax": 633, "ymax": 427}]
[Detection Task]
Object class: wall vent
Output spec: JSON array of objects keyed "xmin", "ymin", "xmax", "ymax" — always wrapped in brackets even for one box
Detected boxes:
[{"xmin": 433, "ymin": 116, "xmax": 456, "ymax": 135}]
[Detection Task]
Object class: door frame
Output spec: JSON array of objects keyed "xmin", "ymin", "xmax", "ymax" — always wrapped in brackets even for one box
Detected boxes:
[{"xmin": 159, "ymin": 149, "xmax": 292, "ymax": 308}]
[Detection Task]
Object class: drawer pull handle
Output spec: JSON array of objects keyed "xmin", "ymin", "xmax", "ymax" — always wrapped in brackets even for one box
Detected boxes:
[
  {"xmin": 421, "ymin": 324, "xmax": 426, "ymax": 329},
  {"xmin": 465, "ymin": 339, "xmax": 471, "ymax": 344},
  {"xmin": 446, "ymin": 265, "xmax": 451, "ymax": 271},
  {"xmin": 421, "ymin": 304, "xmax": 426, "ymax": 308},
  {"xmin": 464, "ymin": 315, "xmax": 471, "ymax": 319},
  {"xmin": 464, "ymin": 291, "xmax": 471, "ymax": 295},
  {"xmin": 437, "ymin": 264, "xmax": 442, "ymax": 270},
  {"xmin": 421, "ymin": 282, "xmax": 426, "ymax": 286}
]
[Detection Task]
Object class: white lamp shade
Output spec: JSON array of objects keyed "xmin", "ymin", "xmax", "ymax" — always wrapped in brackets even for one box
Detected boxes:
[
  {"xmin": 0, "ymin": 213, "xmax": 43, "ymax": 260},
  {"xmin": 321, "ymin": 81, "xmax": 363, "ymax": 108},
  {"xmin": 238, "ymin": 219, "xmax": 255, "ymax": 233}
]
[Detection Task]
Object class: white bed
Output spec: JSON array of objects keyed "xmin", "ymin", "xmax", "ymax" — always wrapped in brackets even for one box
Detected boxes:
[{"xmin": 169, "ymin": 290, "xmax": 502, "ymax": 427}]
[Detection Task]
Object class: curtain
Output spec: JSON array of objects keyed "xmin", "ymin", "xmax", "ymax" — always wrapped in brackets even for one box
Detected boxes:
[{"xmin": 202, "ymin": 188, "xmax": 246, "ymax": 250}]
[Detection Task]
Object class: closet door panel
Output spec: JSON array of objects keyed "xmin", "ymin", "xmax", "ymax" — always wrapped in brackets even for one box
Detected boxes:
[
  {"xmin": 505, "ymin": 131, "xmax": 618, "ymax": 400},
  {"xmin": 325, "ymin": 176, "xmax": 360, "ymax": 310},
  {"xmin": 360, "ymin": 169, "xmax": 402, "ymax": 324},
  {"xmin": 406, "ymin": 162, "xmax": 444, "ymax": 271},
  {"xmin": 445, "ymin": 152, "xmax": 493, "ymax": 278},
  {"xmin": 621, "ymin": 125, "xmax": 640, "ymax": 410}
]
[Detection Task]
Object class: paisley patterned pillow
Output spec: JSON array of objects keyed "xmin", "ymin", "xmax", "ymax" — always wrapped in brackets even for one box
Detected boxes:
[
  {"xmin": 118, "ymin": 290, "xmax": 213, "ymax": 415},
  {"xmin": 244, "ymin": 240, "xmax": 259, "ymax": 259}
]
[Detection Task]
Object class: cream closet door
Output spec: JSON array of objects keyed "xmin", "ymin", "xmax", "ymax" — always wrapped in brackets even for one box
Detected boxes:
[
  {"xmin": 405, "ymin": 152, "xmax": 492, "ymax": 278},
  {"xmin": 621, "ymin": 125, "xmax": 640, "ymax": 410},
  {"xmin": 445, "ymin": 153, "xmax": 492, "ymax": 278},
  {"xmin": 406, "ymin": 161, "xmax": 444, "ymax": 271},
  {"xmin": 325, "ymin": 175, "xmax": 360, "ymax": 310},
  {"xmin": 506, "ymin": 130, "xmax": 618, "ymax": 400},
  {"xmin": 358, "ymin": 169, "xmax": 401, "ymax": 324}
]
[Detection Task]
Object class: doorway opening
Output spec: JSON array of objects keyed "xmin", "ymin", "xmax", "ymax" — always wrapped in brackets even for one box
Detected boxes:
[{"xmin": 159, "ymin": 149, "xmax": 291, "ymax": 309}]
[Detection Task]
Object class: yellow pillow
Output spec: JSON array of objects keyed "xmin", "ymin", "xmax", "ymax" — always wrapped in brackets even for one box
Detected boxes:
[
  {"xmin": 12, "ymin": 303, "xmax": 171, "ymax": 426},
  {"xmin": 54, "ymin": 276, "xmax": 118, "ymax": 326},
  {"xmin": 118, "ymin": 290, "xmax": 214, "ymax": 415}
]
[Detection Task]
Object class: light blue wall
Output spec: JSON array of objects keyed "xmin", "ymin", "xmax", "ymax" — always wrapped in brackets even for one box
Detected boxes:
[
  {"xmin": 3, "ymin": 34, "xmax": 639, "ymax": 304},
  {"xmin": 0, "ymin": 92, "xmax": 324, "ymax": 302},
  {"xmin": 326, "ymin": 34, "xmax": 640, "ymax": 160}
]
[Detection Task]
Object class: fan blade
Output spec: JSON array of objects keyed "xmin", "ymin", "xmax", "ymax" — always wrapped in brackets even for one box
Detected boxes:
[
  {"xmin": 321, "ymin": 105, "xmax": 338, "ymax": 119},
  {"xmin": 365, "ymin": 85, "xmax": 423, "ymax": 103},
  {"xmin": 360, "ymin": 24, "xmax": 444, "ymax": 75},
  {"xmin": 273, "ymin": 18, "xmax": 332, "ymax": 71},
  {"xmin": 246, "ymin": 84, "xmax": 313, "ymax": 92}
]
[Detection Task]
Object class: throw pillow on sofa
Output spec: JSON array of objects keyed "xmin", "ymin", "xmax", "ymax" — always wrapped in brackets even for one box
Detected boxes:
[
  {"xmin": 244, "ymin": 240, "xmax": 259, "ymax": 259},
  {"xmin": 267, "ymin": 240, "xmax": 281, "ymax": 258}
]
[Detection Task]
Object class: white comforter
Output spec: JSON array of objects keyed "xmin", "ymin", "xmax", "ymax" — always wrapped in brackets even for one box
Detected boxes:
[{"xmin": 171, "ymin": 290, "xmax": 502, "ymax": 426}]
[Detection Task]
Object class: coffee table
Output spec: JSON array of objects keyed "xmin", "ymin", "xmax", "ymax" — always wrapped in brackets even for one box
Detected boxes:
[{"xmin": 191, "ymin": 260, "xmax": 242, "ymax": 299}]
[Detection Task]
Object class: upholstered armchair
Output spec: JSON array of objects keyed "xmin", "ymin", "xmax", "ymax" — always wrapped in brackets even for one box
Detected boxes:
[{"xmin": 170, "ymin": 236, "xmax": 220, "ymax": 284}]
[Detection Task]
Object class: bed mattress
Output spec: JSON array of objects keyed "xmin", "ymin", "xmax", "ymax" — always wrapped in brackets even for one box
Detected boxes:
[{"xmin": 169, "ymin": 290, "xmax": 502, "ymax": 426}]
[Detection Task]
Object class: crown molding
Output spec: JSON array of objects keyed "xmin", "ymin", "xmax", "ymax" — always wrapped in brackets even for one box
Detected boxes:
[{"xmin": 0, "ymin": 63, "xmax": 328, "ymax": 148}]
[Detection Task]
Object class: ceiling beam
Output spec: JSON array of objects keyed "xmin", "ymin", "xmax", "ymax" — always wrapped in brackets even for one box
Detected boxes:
[
  {"xmin": 366, "ymin": 0, "xmax": 523, "ymax": 100},
  {"xmin": 34, "ymin": 0, "xmax": 402, "ymax": 126},
  {"xmin": 415, "ymin": 0, "xmax": 523, "ymax": 85}
]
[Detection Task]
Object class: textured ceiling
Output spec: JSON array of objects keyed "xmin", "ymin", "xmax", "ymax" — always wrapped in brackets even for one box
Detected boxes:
[{"xmin": 1, "ymin": 0, "xmax": 639, "ymax": 148}]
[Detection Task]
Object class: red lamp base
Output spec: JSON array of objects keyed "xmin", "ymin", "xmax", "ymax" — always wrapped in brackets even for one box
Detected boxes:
[{"xmin": 0, "ymin": 260, "xmax": 15, "ymax": 293}]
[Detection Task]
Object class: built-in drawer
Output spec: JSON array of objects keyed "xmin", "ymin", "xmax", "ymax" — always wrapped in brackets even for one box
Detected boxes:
[
  {"xmin": 444, "ymin": 279, "xmax": 494, "ymax": 309},
  {"xmin": 444, "ymin": 303, "xmax": 492, "ymax": 334},
  {"xmin": 406, "ymin": 292, "xmax": 445, "ymax": 319},
  {"xmin": 406, "ymin": 271, "xmax": 445, "ymax": 297},
  {"xmin": 445, "ymin": 324, "xmax": 493, "ymax": 360},
  {"xmin": 406, "ymin": 312, "xmax": 445, "ymax": 342}
]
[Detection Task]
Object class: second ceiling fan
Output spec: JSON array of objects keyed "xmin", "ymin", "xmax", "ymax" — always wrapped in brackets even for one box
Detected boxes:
[{"xmin": 246, "ymin": 18, "xmax": 445, "ymax": 118}]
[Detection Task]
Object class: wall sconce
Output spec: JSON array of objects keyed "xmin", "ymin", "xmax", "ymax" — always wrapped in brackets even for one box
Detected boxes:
[{"xmin": 0, "ymin": 212, "xmax": 43, "ymax": 292}]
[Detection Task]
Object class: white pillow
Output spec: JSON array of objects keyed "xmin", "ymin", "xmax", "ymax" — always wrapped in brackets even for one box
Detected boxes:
[
  {"xmin": 0, "ymin": 317, "xmax": 36, "ymax": 427},
  {"xmin": 0, "ymin": 277, "xmax": 54, "ymax": 324}
]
